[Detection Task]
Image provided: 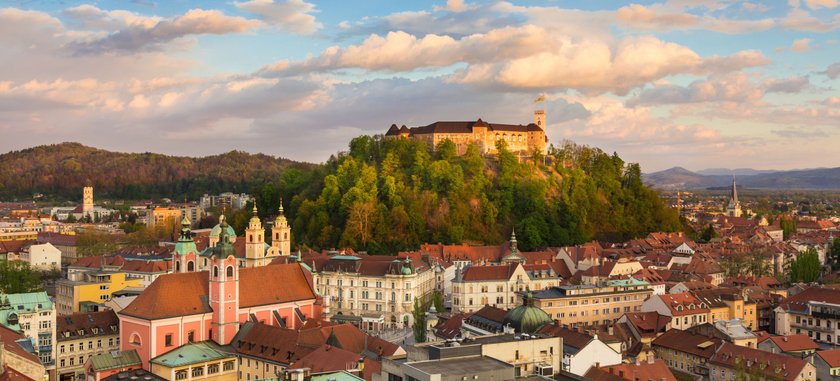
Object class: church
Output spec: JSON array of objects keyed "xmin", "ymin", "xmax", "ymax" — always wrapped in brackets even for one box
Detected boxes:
[
  {"xmin": 385, "ymin": 110, "xmax": 549, "ymax": 156},
  {"xmin": 172, "ymin": 200, "xmax": 291, "ymax": 272},
  {"xmin": 120, "ymin": 215, "xmax": 322, "ymax": 369}
]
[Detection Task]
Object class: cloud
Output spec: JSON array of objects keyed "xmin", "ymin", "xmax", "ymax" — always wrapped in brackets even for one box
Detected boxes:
[
  {"xmin": 234, "ymin": 0, "xmax": 321, "ymax": 34},
  {"xmin": 764, "ymin": 76, "xmax": 810, "ymax": 93},
  {"xmin": 615, "ymin": 3, "xmax": 774, "ymax": 33},
  {"xmin": 67, "ymin": 8, "xmax": 262, "ymax": 54},
  {"xmin": 821, "ymin": 62, "xmax": 840, "ymax": 78},
  {"xmin": 791, "ymin": 38, "xmax": 812, "ymax": 52},
  {"xmin": 772, "ymin": 127, "xmax": 829, "ymax": 138},
  {"xmin": 779, "ymin": 8, "xmax": 840, "ymax": 31},
  {"xmin": 804, "ymin": 0, "xmax": 839, "ymax": 9}
]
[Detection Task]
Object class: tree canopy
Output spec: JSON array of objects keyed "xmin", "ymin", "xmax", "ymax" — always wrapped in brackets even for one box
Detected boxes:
[{"xmin": 790, "ymin": 247, "xmax": 821, "ymax": 283}]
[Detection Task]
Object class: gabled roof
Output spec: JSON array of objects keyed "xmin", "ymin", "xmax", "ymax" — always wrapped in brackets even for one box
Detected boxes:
[
  {"xmin": 765, "ymin": 334, "xmax": 818, "ymax": 352},
  {"xmin": 710, "ymin": 343, "xmax": 808, "ymax": 381},
  {"xmin": 288, "ymin": 345, "xmax": 361, "ymax": 373},
  {"xmin": 778, "ymin": 286, "xmax": 840, "ymax": 313},
  {"xmin": 651, "ymin": 330, "xmax": 721, "ymax": 359},
  {"xmin": 0, "ymin": 325, "xmax": 39, "ymax": 364},
  {"xmin": 57, "ymin": 310, "xmax": 119, "ymax": 342},
  {"xmin": 536, "ymin": 325, "xmax": 593, "ymax": 352},
  {"xmin": 817, "ymin": 349, "xmax": 840, "ymax": 368},
  {"xmin": 622, "ymin": 312, "xmax": 671, "ymax": 338},
  {"xmin": 585, "ymin": 360, "xmax": 677, "ymax": 381},
  {"xmin": 655, "ymin": 292, "xmax": 709, "ymax": 316}
]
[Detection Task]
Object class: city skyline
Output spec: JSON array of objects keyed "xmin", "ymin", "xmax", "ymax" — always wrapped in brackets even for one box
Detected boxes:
[{"xmin": 1, "ymin": 0, "xmax": 838, "ymax": 172}]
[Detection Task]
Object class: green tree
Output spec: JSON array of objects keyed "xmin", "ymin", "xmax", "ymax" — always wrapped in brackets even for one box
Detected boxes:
[
  {"xmin": 0, "ymin": 261, "xmax": 43, "ymax": 293},
  {"xmin": 699, "ymin": 224, "xmax": 717, "ymax": 243},
  {"xmin": 432, "ymin": 290, "xmax": 444, "ymax": 313},
  {"xmin": 77, "ymin": 230, "xmax": 119, "ymax": 257},
  {"xmin": 829, "ymin": 237, "xmax": 840, "ymax": 270},
  {"xmin": 412, "ymin": 297, "xmax": 427, "ymax": 343},
  {"xmin": 780, "ymin": 217, "xmax": 797, "ymax": 240},
  {"xmin": 790, "ymin": 247, "xmax": 821, "ymax": 283}
]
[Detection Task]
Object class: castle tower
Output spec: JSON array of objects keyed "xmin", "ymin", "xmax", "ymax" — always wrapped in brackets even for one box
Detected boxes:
[
  {"xmin": 173, "ymin": 217, "xmax": 198, "ymax": 273},
  {"xmin": 209, "ymin": 218, "xmax": 239, "ymax": 345},
  {"xmin": 726, "ymin": 177, "xmax": 742, "ymax": 218},
  {"xmin": 534, "ymin": 110, "xmax": 546, "ymax": 129},
  {"xmin": 272, "ymin": 198, "xmax": 291, "ymax": 256},
  {"xmin": 82, "ymin": 185, "xmax": 94, "ymax": 213},
  {"xmin": 244, "ymin": 204, "xmax": 265, "ymax": 266}
]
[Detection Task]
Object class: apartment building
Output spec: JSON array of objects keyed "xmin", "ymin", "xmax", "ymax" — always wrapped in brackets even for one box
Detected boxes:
[
  {"xmin": 642, "ymin": 292, "xmax": 711, "ymax": 330},
  {"xmin": 56, "ymin": 310, "xmax": 120, "ymax": 381},
  {"xmin": 310, "ymin": 254, "xmax": 435, "ymax": 329},
  {"xmin": 775, "ymin": 287, "xmax": 840, "ymax": 345},
  {"xmin": 0, "ymin": 292, "xmax": 56, "ymax": 367},
  {"xmin": 55, "ymin": 271, "xmax": 142, "ymax": 315},
  {"xmin": 531, "ymin": 278, "xmax": 653, "ymax": 327},
  {"xmin": 452, "ymin": 262, "xmax": 561, "ymax": 313}
]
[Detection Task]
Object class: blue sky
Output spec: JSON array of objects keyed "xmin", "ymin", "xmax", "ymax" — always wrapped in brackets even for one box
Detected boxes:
[{"xmin": 0, "ymin": 0, "xmax": 838, "ymax": 171}]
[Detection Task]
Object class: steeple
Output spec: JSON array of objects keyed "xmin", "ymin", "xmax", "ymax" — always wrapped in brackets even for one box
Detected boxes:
[
  {"xmin": 730, "ymin": 176, "xmax": 739, "ymax": 205},
  {"xmin": 726, "ymin": 176, "xmax": 742, "ymax": 218},
  {"xmin": 245, "ymin": 201, "xmax": 266, "ymax": 265},
  {"xmin": 173, "ymin": 216, "xmax": 197, "ymax": 272},
  {"xmin": 272, "ymin": 197, "xmax": 291, "ymax": 256},
  {"xmin": 209, "ymin": 214, "xmax": 240, "ymax": 345},
  {"xmin": 501, "ymin": 228, "xmax": 526, "ymax": 264}
]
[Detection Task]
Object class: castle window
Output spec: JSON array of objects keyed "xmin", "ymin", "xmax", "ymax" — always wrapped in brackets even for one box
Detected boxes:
[
  {"xmin": 226, "ymin": 266, "xmax": 234, "ymax": 277},
  {"xmin": 187, "ymin": 261, "xmax": 194, "ymax": 272}
]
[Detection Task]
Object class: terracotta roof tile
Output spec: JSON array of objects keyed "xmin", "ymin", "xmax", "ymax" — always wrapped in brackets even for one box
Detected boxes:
[
  {"xmin": 57, "ymin": 310, "xmax": 119, "ymax": 342},
  {"xmin": 585, "ymin": 360, "xmax": 676, "ymax": 381},
  {"xmin": 461, "ymin": 263, "xmax": 518, "ymax": 281},
  {"xmin": 651, "ymin": 329, "xmax": 721, "ymax": 359},
  {"xmin": 710, "ymin": 343, "xmax": 808, "ymax": 381},
  {"xmin": 288, "ymin": 344, "xmax": 361, "ymax": 373},
  {"xmin": 766, "ymin": 334, "xmax": 818, "ymax": 352},
  {"xmin": 817, "ymin": 349, "xmax": 840, "ymax": 368}
]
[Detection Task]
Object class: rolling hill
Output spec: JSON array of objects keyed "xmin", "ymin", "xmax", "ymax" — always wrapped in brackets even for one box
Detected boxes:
[{"xmin": 644, "ymin": 166, "xmax": 840, "ymax": 190}]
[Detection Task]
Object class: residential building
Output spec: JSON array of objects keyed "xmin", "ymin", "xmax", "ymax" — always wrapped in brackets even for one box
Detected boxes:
[
  {"xmin": 309, "ymin": 253, "xmax": 435, "ymax": 329},
  {"xmin": 56, "ymin": 310, "xmax": 120, "ymax": 381},
  {"xmin": 468, "ymin": 333, "xmax": 562, "ymax": 377},
  {"xmin": 146, "ymin": 207, "xmax": 182, "ymax": 227},
  {"xmin": 685, "ymin": 320, "xmax": 757, "ymax": 348},
  {"xmin": 531, "ymin": 279, "xmax": 653, "ymax": 327},
  {"xmin": 536, "ymin": 324, "xmax": 621, "ymax": 376},
  {"xmin": 774, "ymin": 287, "xmax": 840, "ymax": 345},
  {"xmin": 641, "ymin": 292, "xmax": 710, "ymax": 330},
  {"xmin": 385, "ymin": 112, "xmax": 548, "ymax": 156},
  {"xmin": 615, "ymin": 312, "xmax": 671, "ymax": 346},
  {"xmin": 36, "ymin": 233, "xmax": 79, "ymax": 266},
  {"xmin": 757, "ymin": 334, "xmax": 818, "ymax": 358},
  {"xmin": 20, "ymin": 243, "xmax": 61, "ymax": 271},
  {"xmin": 55, "ymin": 271, "xmax": 143, "ymax": 315},
  {"xmin": 199, "ymin": 193, "xmax": 252, "ymax": 210},
  {"xmin": 149, "ymin": 341, "xmax": 237, "ymax": 381},
  {"xmin": 0, "ymin": 324, "xmax": 48, "ymax": 381},
  {"xmin": 813, "ymin": 348, "xmax": 840, "ymax": 381},
  {"xmin": 119, "ymin": 220, "xmax": 321, "ymax": 369},
  {"xmin": 376, "ymin": 355, "xmax": 514, "ymax": 381},
  {"xmin": 692, "ymin": 288, "xmax": 758, "ymax": 330},
  {"xmin": 0, "ymin": 292, "xmax": 56, "ymax": 368},
  {"xmin": 452, "ymin": 256, "xmax": 561, "ymax": 314},
  {"xmin": 651, "ymin": 330, "xmax": 721, "ymax": 379},
  {"xmin": 708, "ymin": 342, "xmax": 816, "ymax": 381}
]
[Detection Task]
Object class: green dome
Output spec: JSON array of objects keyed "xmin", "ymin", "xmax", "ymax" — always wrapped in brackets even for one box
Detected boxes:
[
  {"xmin": 400, "ymin": 258, "xmax": 413, "ymax": 275},
  {"xmin": 503, "ymin": 293, "xmax": 552, "ymax": 334},
  {"xmin": 212, "ymin": 219, "xmax": 236, "ymax": 259},
  {"xmin": 210, "ymin": 217, "xmax": 236, "ymax": 238}
]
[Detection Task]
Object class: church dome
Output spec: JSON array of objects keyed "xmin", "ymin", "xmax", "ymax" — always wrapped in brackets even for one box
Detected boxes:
[
  {"xmin": 503, "ymin": 293, "xmax": 551, "ymax": 334},
  {"xmin": 210, "ymin": 216, "xmax": 236, "ymax": 238},
  {"xmin": 212, "ymin": 219, "xmax": 236, "ymax": 259}
]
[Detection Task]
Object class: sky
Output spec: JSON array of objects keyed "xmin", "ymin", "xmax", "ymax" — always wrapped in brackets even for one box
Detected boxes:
[{"xmin": 1, "ymin": 0, "xmax": 838, "ymax": 172}]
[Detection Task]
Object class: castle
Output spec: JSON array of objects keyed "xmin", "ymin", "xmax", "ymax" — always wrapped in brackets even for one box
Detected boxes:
[{"xmin": 386, "ymin": 110, "xmax": 548, "ymax": 156}]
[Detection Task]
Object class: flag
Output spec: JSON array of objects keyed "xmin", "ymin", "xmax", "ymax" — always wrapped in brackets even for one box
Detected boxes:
[{"xmin": 533, "ymin": 95, "xmax": 545, "ymax": 102}]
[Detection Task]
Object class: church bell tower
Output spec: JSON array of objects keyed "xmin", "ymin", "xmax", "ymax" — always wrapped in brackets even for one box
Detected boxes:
[
  {"xmin": 244, "ymin": 204, "xmax": 265, "ymax": 266},
  {"xmin": 272, "ymin": 198, "xmax": 291, "ymax": 256}
]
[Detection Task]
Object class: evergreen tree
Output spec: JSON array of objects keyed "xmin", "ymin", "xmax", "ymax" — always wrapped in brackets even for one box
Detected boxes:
[
  {"xmin": 790, "ymin": 247, "xmax": 821, "ymax": 283},
  {"xmin": 0, "ymin": 261, "xmax": 43, "ymax": 294},
  {"xmin": 412, "ymin": 297, "xmax": 427, "ymax": 343}
]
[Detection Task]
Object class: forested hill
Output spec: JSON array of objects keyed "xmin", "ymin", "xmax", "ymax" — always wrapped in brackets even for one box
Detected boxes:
[
  {"xmin": 284, "ymin": 136, "xmax": 681, "ymax": 253},
  {"xmin": 0, "ymin": 143, "xmax": 313, "ymax": 200}
]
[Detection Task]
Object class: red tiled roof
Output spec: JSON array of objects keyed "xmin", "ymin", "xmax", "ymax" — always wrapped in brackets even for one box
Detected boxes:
[
  {"xmin": 434, "ymin": 314, "xmax": 465, "ymax": 340},
  {"xmin": 779, "ymin": 287, "xmax": 840, "ymax": 313},
  {"xmin": 623, "ymin": 312, "xmax": 671, "ymax": 338},
  {"xmin": 651, "ymin": 330, "xmax": 721, "ymax": 359},
  {"xmin": 0, "ymin": 240, "xmax": 32, "ymax": 254},
  {"xmin": 710, "ymin": 343, "xmax": 808, "ymax": 381},
  {"xmin": 656, "ymin": 292, "xmax": 710, "ymax": 316},
  {"xmin": 0, "ymin": 325, "xmax": 40, "ymax": 364},
  {"xmin": 766, "ymin": 334, "xmax": 818, "ymax": 352},
  {"xmin": 57, "ymin": 310, "xmax": 119, "ymax": 342},
  {"xmin": 817, "ymin": 349, "xmax": 840, "ymax": 368},
  {"xmin": 288, "ymin": 344, "xmax": 361, "ymax": 373},
  {"xmin": 536, "ymin": 324, "xmax": 593, "ymax": 350},
  {"xmin": 586, "ymin": 360, "xmax": 677, "ymax": 381},
  {"xmin": 37, "ymin": 232, "xmax": 78, "ymax": 246},
  {"xmin": 0, "ymin": 367, "xmax": 36, "ymax": 381},
  {"xmin": 120, "ymin": 263, "xmax": 316, "ymax": 320},
  {"xmin": 461, "ymin": 263, "xmax": 518, "ymax": 281}
]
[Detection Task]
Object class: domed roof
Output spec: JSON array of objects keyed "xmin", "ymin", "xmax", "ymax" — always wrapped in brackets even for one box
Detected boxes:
[
  {"xmin": 210, "ymin": 215, "xmax": 236, "ymax": 238},
  {"xmin": 212, "ymin": 218, "xmax": 236, "ymax": 259},
  {"xmin": 503, "ymin": 293, "xmax": 551, "ymax": 334}
]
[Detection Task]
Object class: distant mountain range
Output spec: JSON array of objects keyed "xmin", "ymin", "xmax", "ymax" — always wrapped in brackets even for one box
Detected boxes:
[{"xmin": 644, "ymin": 166, "xmax": 840, "ymax": 190}]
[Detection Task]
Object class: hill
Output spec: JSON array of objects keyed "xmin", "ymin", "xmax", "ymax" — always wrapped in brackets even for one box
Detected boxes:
[
  {"xmin": 283, "ymin": 137, "xmax": 681, "ymax": 253},
  {"xmin": 0, "ymin": 143, "xmax": 314, "ymax": 200},
  {"xmin": 644, "ymin": 166, "xmax": 840, "ymax": 190}
]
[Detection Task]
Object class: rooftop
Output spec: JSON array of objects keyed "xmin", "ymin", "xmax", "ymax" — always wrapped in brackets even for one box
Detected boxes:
[
  {"xmin": 89, "ymin": 350, "xmax": 142, "ymax": 372},
  {"xmin": 405, "ymin": 355, "xmax": 512, "ymax": 375},
  {"xmin": 150, "ymin": 341, "xmax": 232, "ymax": 368}
]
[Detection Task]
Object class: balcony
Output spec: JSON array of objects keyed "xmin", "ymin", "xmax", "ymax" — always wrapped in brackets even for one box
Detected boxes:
[
  {"xmin": 813, "ymin": 311, "xmax": 840, "ymax": 320},
  {"xmin": 791, "ymin": 321, "xmax": 834, "ymax": 333}
]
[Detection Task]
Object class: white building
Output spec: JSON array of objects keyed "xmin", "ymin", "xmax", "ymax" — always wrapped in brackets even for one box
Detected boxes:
[{"xmin": 21, "ymin": 242, "xmax": 61, "ymax": 271}]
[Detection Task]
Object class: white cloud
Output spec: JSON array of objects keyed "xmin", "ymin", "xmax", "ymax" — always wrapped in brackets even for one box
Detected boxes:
[
  {"xmin": 791, "ymin": 38, "xmax": 812, "ymax": 52},
  {"xmin": 234, "ymin": 0, "xmax": 321, "ymax": 34}
]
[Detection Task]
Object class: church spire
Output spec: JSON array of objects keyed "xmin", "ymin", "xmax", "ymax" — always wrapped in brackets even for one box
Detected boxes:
[{"xmin": 731, "ymin": 176, "xmax": 738, "ymax": 205}]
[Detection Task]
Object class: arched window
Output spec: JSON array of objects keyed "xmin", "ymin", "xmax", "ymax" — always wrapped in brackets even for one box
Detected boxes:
[
  {"xmin": 249, "ymin": 234, "xmax": 253, "ymax": 243},
  {"xmin": 226, "ymin": 266, "xmax": 234, "ymax": 277},
  {"xmin": 275, "ymin": 233, "xmax": 279, "ymax": 240},
  {"xmin": 284, "ymin": 232, "xmax": 288, "ymax": 240},
  {"xmin": 213, "ymin": 266, "xmax": 219, "ymax": 278},
  {"xmin": 129, "ymin": 333, "xmax": 142, "ymax": 346},
  {"xmin": 187, "ymin": 261, "xmax": 194, "ymax": 272},
  {"xmin": 175, "ymin": 261, "xmax": 181, "ymax": 273}
]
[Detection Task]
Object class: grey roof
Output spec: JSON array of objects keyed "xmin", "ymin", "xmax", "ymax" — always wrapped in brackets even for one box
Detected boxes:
[{"xmin": 406, "ymin": 355, "xmax": 513, "ymax": 375}]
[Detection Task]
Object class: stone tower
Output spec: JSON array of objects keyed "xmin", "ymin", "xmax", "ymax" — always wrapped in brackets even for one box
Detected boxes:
[
  {"xmin": 244, "ymin": 204, "xmax": 265, "ymax": 265},
  {"xmin": 726, "ymin": 177, "xmax": 742, "ymax": 218},
  {"xmin": 209, "ymin": 218, "xmax": 239, "ymax": 345},
  {"xmin": 82, "ymin": 185, "xmax": 94, "ymax": 213},
  {"xmin": 272, "ymin": 198, "xmax": 291, "ymax": 256},
  {"xmin": 534, "ymin": 110, "xmax": 546, "ymax": 129}
]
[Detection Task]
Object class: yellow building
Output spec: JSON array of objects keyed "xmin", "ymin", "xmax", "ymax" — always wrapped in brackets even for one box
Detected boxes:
[
  {"xmin": 532, "ymin": 279, "xmax": 654, "ymax": 327},
  {"xmin": 149, "ymin": 207, "xmax": 182, "ymax": 227},
  {"xmin": 55, "ymin": 271, "xmax": 143, "ymax": 315},
  {"xmin": 150, "ymin": 342, "xmax": 237, "ymax": 381},
  {"xmin": 693, "ymin": 289, "xmax": 757, "ymax": 330}
]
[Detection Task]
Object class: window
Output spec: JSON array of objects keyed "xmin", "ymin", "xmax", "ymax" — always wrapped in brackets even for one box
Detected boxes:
[
  {"xmin": 188, "ymin": 331, "xmax": 195, "ymax": 343},
  {"xmin": 70, "ymin": 344, "xmax": 74, "ymax": 352},
  {"xmin": 60, "ymin": 345, "xmax": 65, "ymax": 354},
  {"xmin": 88, "ymin": 341, "xmax": 93, "ymax": 350},
  {"xmin": 214, "ymin": 266, "xmax": 219, "ymax": 277},
  {"xmin": 224, "ymin": 361, "xmax": 235, "ymax": 371},
  {"xmin": 226, "ymin": 266, "xmax": 234, "ymax": 277},
  {"xmin": 97, "ymin": 339, "xmax": 102, "ymax": 348},
  {"xmin": 192, "ymin": 367, "xmax": 204, "ymax": 377},
  {"xmin": 175, "ymin": 371, "xmax": 188, "ymax": 380},
  {"xmin": 208, "ymin": 364, "xmax": 219, "ymax": 374},
  {"xmin": 109, "ymin": 338, "xmax": 114, "ymax": 347},
  {"xmin": 165, "ymin": 333, "xmax": 173, "ymax": 347}
]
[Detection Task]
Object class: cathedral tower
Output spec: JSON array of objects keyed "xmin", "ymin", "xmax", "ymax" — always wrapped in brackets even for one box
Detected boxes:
[
  {"xmin": 82, "ymin": 185, "xmax": 94, "ymax": 213},
  {"xmin": 726, "ymin": 177, "xmax": 742, "ymax": 218},
  {"xmin": 209, "ymin": 218, "xmax": 239, "ymax": 345},
  {"xmin": 272, "ymin": 198, "xmax": 291, "ymax": 256},
  {"xmin": 244, "ymin": 204, "xmax": 265, "ymax": 266},
  {"xmin": 173, "ymin": 217, "xmax": 198, "ymax": 273}
]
